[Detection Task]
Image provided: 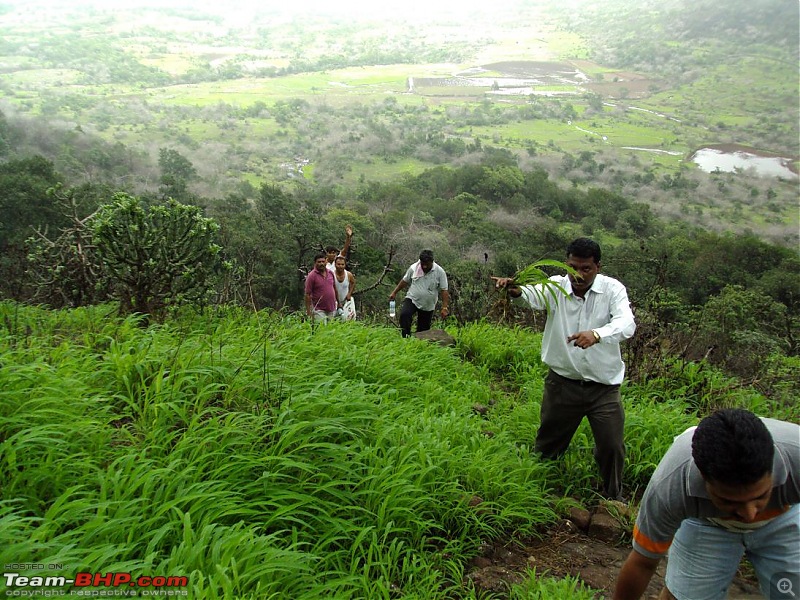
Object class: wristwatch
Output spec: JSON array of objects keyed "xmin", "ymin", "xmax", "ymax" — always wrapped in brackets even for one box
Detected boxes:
[{"xmin": 592, "ymin": 330, "xmax": 601, "ymax": 343}]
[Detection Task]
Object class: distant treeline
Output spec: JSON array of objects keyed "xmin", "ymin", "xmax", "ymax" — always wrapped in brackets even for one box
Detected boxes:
[
  {"xmin": 556, "ymin": 0, "xmax": 799, "ymax": 78},
  {"xmin": 0, "ymin": 23, "xmax": 475, "ymax": 87}
]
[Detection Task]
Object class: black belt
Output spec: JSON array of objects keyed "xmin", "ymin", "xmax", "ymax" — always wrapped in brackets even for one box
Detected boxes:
[{"xmin": 550, "ymin": 369, "xmax": 604, "ymax": 386}]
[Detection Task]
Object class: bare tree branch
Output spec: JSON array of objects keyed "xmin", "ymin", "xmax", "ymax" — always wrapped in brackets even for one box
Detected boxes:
[{"xmin": 354, "ymin": 245, "xmax": 397, "ymax": 295}]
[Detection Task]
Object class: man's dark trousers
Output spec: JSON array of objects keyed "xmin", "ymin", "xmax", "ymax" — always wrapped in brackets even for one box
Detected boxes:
[
  {"xmin": 400, "ymin": 298, "xmax": 433, "ymax": 338},
  {"xmin": 535, "ymin": 368, "xmax": 625, "ymax": 500}
]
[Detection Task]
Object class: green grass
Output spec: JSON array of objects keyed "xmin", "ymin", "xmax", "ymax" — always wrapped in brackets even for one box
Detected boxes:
[
  {"xmin": 509, "ymin": 570, "xmax": 600, "ymax": 599},
  {"xmin": 546, "ymin": 32, "xmax": 590, "ymax": 60},
  {"xmin": 0, "ymin": 301, "xmax": 787, "ymax": 597},
  {"xmin": 345, "ymin": 157, "xmax": 433, "ymax": 183},
  {"xmin": 0, "ymin": 304, "xmax": 550, "ymax": 597},
  {"xmin": 0, "ymin": 67, "xmax": 84, "ymax": 86},
  {"xmin": 137, "ymin": 68, "xmax": 410, "ymax": 108}
]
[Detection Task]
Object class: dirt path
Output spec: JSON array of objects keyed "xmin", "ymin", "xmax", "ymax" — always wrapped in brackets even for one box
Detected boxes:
[{"xmin": 465, "ymin": 525, "xmax": 764, "ymax": 599}]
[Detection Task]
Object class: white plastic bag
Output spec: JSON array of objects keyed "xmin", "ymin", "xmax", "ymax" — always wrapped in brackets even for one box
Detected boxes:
[{"xmin": 342, "ymin": 298, "xmax": 357, "ymax": 321}]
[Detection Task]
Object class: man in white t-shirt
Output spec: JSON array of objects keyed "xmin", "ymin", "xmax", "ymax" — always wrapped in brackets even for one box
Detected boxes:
[
  {"xmin": 333, "ymin": 255, "xmax": 356, "ymax": 320},
  {"xmin": 389, "ymin": 249, "xmax": 449, "ymax": 337},
  {"xmin": 325, "ymin": 225, "xmax": 353, "ymax": 272}
]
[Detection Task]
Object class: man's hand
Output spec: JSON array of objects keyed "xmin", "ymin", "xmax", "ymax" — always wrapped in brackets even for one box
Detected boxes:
[
  {"xmin": 345, "ymin": 224, "xmax": 353, "ymax": 238},
  {"xmin": 491, "ymin": 276, "xmax": 521, "ymax": 297},
  {"xmin": 440, "ymin": 306, "xmax": 449, "ymax": 318},
  {"xmin": 613, "ymin": 550, "xmax": 661, "ymax": 600},
  {"xmin": 491, "ymin": 276, "xmax": 513, "ymax": 288},
  {"xmin": 568, "ymin": 330, "xmax": 599, "ymax": 349}
]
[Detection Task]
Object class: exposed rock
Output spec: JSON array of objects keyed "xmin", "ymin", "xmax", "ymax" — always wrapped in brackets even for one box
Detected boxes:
[
  {"xmin": 413, "ymin": 328, "xmax": 456, "ymax": 346},
  {"xmin": 464, "ymin": 528, "xmax": 763, "ymax": 600},
  {"xmin": 465, "ymin": 566, "xmax": 524, "ymax": 594},
  {"xmin": 601, "ymin": 498, "xmax": 633, "ymax": 520},
  {"xmin": 468, "ymin": 495, "xmax": 485, "ymax": 507},
  {"xmin": 568, "ymin": 506, "xmax": 592, "ymax": 532},
  {"xmin": 554, "ymin": 518, "xmax": 581, "ymax": 535},
  {"xmin": 588, "ymin": 510, "xmax": 625, "ymax": 544},
  {"xmin": 471, "ymin": 557, "xmax": 493, "ymax": 569}
]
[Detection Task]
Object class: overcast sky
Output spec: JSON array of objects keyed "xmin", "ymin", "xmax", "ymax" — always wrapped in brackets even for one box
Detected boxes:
[{"xmin": 13, "ymin": 0, "xmax": 519, "ymax": 18}]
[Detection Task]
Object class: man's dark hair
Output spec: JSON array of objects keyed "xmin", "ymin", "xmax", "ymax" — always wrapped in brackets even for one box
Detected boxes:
[
  {"xmin": 692, "ymin": 409, "xmax": 774, "ymax": 485},
  {"xmin": 566, "ymin": 238, "xmax": 601, "ymax": 263},
  {"xmin": 325, "ymin": 245, "xmax": 338, "ymax": 253},
  {"xmin": 313, "ymin": 252, "xmax": 327, "ymax": 262},
  {"xmin": 419, "ymin": 249, "xmax": 434, "ymax": 263}
]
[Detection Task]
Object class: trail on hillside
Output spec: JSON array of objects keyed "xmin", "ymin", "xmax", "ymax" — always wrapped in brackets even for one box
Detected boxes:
[{"xmin": 464, "ymin": 522, "xmax": 763, "ymax": 599}]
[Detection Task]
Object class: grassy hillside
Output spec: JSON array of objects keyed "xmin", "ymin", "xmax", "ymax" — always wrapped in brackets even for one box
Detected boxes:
[{"xmin": 1, "ymin": 302, "xmax": 788, "ymax": 598}]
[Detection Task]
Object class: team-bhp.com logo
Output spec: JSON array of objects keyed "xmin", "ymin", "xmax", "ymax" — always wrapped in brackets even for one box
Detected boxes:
[{"xmin": 3, "ymin": 570, "xmax": 189, "ymax": 596}]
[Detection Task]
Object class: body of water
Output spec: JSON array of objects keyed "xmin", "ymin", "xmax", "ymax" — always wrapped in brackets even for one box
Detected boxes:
[{"xmin": 691, "ymin": 147, "xmax": 797, "ymax": 179}]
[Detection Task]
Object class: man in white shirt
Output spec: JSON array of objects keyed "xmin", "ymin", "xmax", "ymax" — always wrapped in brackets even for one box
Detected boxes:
[
  {"xmin": 389, "ymin": 249, "xmax": 449, "ymax": 337},
  {"xmin": 493, "ymin": 237, "xmax": 636, "ymax": 500}
]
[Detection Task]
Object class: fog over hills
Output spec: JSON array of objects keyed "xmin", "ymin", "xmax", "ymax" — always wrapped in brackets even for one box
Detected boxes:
[
  {"xmin": 0, "ymin": 0, "xmax": 796, "ymax": 244},
  {"xmin": 5, "ymin": 0, "xmax": 508, "ymax": 19}
]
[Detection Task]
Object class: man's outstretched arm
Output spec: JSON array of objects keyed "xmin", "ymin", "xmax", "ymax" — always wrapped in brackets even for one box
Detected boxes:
[{"xmin": 340, "ymin": 225, "xmax": 353, "ymax": 259}]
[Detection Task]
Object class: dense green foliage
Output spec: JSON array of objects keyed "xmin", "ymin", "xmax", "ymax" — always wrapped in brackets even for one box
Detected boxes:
[
  {"xmin": 0, "ymin": 152, "xmax": 797, "ymax": 406},
  {"xmin": 1, "ymin": 303, "xmax": 788, "ymax": 598},
  {"xmin": 91, "ymin": 194, "xmax": 225, "ymax": 316},
  {"xmin": 559, "ymin": 0, "xmax": 799, "ymax": 78}
]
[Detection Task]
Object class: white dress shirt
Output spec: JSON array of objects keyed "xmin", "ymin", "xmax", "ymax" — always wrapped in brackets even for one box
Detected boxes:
[{"xmin": 514, "ymin": 274, "xmax": 636, "ymax": 385}]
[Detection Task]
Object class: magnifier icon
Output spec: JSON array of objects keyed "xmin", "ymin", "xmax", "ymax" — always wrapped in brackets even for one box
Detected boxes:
[{"xmin": 778, "ymin": 578, "xmax": 796, "ymax": 598}]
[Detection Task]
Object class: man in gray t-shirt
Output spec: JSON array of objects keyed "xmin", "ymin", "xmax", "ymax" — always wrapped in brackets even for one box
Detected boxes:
[
  {"xmin": 613, "ymin": 409, "xmax": 800, "ymax": 600},
  {"xmin": 389, "ymin": 249, "xmax": 449, "ymax": 337}
]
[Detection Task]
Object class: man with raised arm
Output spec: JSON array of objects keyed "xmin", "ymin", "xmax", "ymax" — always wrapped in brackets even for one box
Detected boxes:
[{"xmin": 325, "ymin": 224, "xmax": 353, "ymax": 272}]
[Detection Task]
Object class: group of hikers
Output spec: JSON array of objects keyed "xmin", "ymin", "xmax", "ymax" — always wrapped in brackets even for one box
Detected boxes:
[
  {"xmin": 305, "ymin": 229, "xmax": 799, "ymax": 600},
  {"xmin": 304, "ymin": 225, "xmax": 450, "ymax": 338},
  {"xmin": 303, "ymin": 225, "xmax": 358, "ymax": 324}
]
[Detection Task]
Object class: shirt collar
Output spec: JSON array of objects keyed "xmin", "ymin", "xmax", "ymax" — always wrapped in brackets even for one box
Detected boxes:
[{"xmin": 566, "ymin": 274, "xmax": 602, "ymax": 297}]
